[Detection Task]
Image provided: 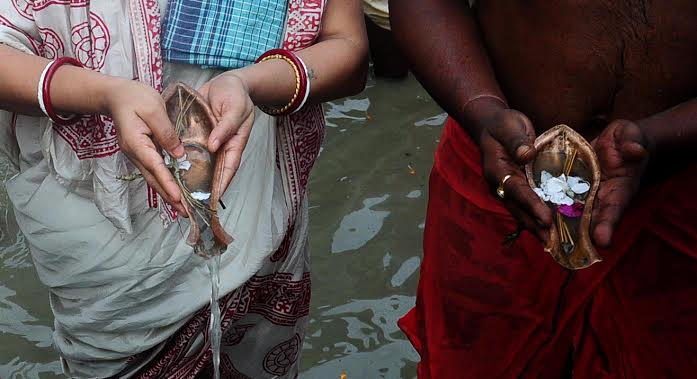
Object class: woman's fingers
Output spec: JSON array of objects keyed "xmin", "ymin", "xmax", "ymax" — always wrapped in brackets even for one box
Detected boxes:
[
  {"xmin": 217, "ymin": 112, "xmax": 254, "ymax": 194},
  {"xmin": 118, "ymin": 115, "xmax": 182, "ymax": 207},
  {"xmin": 207, "ymin": 105, "xmax": 248, "ymax": 152},
  {"xmin": 133, "ymin": 145, "xmax": 181, "ymax": 204},
  {"xmin": 131, "ymin": 159, "xmax": 187, "ymax": 215},
  {"xmin": 139, "ymin": 100, "xmax": 185, "ymax": 158}
]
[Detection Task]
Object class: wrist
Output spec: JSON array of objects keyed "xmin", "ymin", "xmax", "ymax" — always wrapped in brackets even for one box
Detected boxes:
[
  {"xmin": 459, "ymin": 95, "xmax": 508, "ymax": 143},
  {"xmin": 96, "ymin": 76, "xmax": 122, "ymax": 115},
  {"xmin": 224, "ymin": 69, "xmax": 253, "ymax": 100}
]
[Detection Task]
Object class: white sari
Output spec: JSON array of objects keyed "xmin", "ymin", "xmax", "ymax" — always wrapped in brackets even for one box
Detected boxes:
[{"xmin": 0, "ymin": 0, "xmax": 326, "ymax": 377}]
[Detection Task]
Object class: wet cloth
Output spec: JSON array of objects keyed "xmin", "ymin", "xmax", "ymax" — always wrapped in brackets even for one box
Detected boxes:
[
  {"xmin": 0, "ymin": 0, "xmax": 327, "ymax": 377},
  {"xmin": 399, "ymin": 117, "xmax": 697, "ymax": 378},
  {"xmin": 162, "ymin": 0, "xmax": 289, "ymax": 68}
]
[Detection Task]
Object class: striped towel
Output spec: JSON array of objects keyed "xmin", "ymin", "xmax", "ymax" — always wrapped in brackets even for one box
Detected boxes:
[{"xmin": 162, "ymin": 0, "xmax": 288, "ymax": 69}]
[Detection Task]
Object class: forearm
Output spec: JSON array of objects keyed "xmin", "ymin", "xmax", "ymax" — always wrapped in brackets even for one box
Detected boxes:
[
  {"xmin": 390, "ymin": 0, "xmax": 505, "ymax": 138},
  {"xmin": 231, "ymin": 37, "xmax": 368, "ymax": 107},
  {"xmin": 0, "ymin": 45, "xmax": 115, "ymax": 117},
  {"xmin": 638, "ymin": 98, "xmax": 697, "ymax": 164},
  {"xmin": 229, "ymin": 0, "xmax": 368, "ymax": 108}
]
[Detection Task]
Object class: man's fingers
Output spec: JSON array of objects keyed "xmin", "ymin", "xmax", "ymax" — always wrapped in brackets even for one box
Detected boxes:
[
  {"xmin": 612, "ymin": 119, "xmax": 649, "ymax": 161},
  {"xmin": 140, "ymin": 102, "xmax": 185, "ymax": 158},
  {"xmin": 488, "ymin": 110, "xmax": 537, "ymax": 164},
  {"xmin": 591, "ymin": 180, "xmax": 632, "ymax": 247},
  {"xmin": 503, "ymin": 174, "xmax": 553, "ymax": 227},
  {"xmin": 481, "ymin": 132, "xmax": 551, "ymax": 228},
  {"xmin": 506, "ymin": 202, "xmax": 551, "ymax": 244},
  {"xmin": 620, "ymin": 141, "xmax": 648, "ymax": 162}
]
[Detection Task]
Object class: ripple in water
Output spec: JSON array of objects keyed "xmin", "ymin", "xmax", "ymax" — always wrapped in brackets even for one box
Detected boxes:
[{"xmin": 301, "ymin": 295, "xmax": 418, "ymax": 379}]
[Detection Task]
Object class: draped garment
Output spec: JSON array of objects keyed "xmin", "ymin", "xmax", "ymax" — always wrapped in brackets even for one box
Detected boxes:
[{"xmin": 399, "ymin": 117, "xmax": 697, "ymax": 378}]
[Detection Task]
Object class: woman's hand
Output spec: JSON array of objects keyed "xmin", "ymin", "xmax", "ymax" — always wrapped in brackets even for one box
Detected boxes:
[
  {"xmin": 471, "ymin": 97, "xmax": 553, "ymax": 242},
  {"xmin": 198, "ymin": 72, "xmax": 255, "ymax": 195},
  {"xmin": 101, "ymin": 78, "xmax": 187, "ymax": 214},
  {"xmin": 591, "ymin": 120, "xmax": 649, "ymax": 247}
]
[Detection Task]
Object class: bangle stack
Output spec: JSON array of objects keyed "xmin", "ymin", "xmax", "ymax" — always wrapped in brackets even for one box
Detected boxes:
[
  {"xmin": 255, "ymin": 49, "xmax": 311, "ymax": 116},
  {"xmin": 37, "ymin": 57, "xmax": 84, "ymax": 126}
]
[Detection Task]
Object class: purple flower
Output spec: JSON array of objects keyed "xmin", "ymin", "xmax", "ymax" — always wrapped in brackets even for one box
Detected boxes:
[{"xmin": 558, "ymin": 203, "xmax": 584, "ymax": 218}]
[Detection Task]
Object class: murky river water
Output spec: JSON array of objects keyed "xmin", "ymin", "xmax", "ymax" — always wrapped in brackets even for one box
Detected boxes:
[{"xmin": 0, "ymin": 72, "xmax": 445, "ymax": 378}]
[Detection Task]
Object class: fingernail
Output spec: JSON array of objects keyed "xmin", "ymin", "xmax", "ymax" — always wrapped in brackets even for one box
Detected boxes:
[
  {"xmin": 516, "ymin": 145, "xmax": 532, "ymax": 159},
  {"xmin": 173, "ymin": 144, "xmax": 185, "ymax": 158},
  {"xmin": 211, "ymin": 139, "xmax": 220, "ymax": 151}
]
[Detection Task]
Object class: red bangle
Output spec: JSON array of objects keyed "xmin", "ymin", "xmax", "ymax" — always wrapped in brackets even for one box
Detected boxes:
[
  {"xmin": 42, "ymin": 57, "xmax": 84, "ymax": 126},
  {"xmin": 255, "ymin": 49, "xmax": 309, "ymax": 116}
]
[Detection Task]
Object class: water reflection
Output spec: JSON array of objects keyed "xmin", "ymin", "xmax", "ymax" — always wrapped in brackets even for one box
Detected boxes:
[
  {"xmin": 0, "ymin": 286, "xmax": 53, "ymax": 348},
  {"xmin": 331, "ymin": 194, "xmax": 390, "ymax": 254},
  {"xmin": 390, "ymin": 257, "xmax": 421, "ymax": 288},
  {"xmin": 302, "ymin": 295, "xmax": 418, "ymax": 379},
  {"xmin": 0, "ymin": 357, "xmax": 62, "ymax": 379}
]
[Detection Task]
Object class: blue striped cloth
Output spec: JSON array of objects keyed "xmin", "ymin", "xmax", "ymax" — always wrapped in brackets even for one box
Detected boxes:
[{"xmin": 162, "ymin": 0, "xmax": 289, "ymax": 69}]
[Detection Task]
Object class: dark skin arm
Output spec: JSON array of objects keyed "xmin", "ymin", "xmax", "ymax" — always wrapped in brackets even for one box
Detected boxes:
[
  {"xmin": 640, "ymin": 98, "xmax": 697, "ymax": 161},
  {"xmin": 390, "ymin": 0, "xmax": 553, "ymax": 241}
]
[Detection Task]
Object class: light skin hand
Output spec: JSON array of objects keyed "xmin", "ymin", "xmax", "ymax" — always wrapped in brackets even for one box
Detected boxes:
[
  {"xmin": 100, "ymin": 77, "xmax": 187, "ymax": 215},
  {"xmin": 198, "ymin": 72, "xmax": 255, "ymax": 195}
]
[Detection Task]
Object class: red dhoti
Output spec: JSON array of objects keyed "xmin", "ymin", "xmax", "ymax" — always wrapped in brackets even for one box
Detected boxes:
[{"xmin": 399, "ymin": 118, "xmax": 697, "ymax": 378}]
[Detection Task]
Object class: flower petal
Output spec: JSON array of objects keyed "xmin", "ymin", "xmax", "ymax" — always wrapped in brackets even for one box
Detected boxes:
[
  {"xmin": 191, "ymin": 191, "xmax": 211, "ymax": 201},
  {"xmin": 547, "ymin": 177, "xmax": 567, "ymax": 194},
  {"xmin": 571, "ymin": 181, "xmax": 590, "ymax": 194},
  {"xmin": 559, "ymin": 203, "xmax": 584, "ymax": 217},
  {"xmin": 550, "ymin": 192, "xmax": 573, "ymax": 205},
  {"xmin": 541, "ymin": 171, "xmax": 552, "ymax": 184}
]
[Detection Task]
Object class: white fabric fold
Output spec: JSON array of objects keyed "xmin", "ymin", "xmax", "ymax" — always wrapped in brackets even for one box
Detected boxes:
[{"xmin": 5, "ymin": 64, "xmax": 289, "ymax": 377}]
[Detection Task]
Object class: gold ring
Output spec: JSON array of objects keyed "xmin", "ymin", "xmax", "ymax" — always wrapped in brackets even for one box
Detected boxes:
[{"xmin": 496, "ymin": 174, "xmax": 513, "ymax": 199}]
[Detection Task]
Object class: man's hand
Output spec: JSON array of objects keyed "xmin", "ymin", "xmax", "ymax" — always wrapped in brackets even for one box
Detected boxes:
[
  {"xmin": 591, "ymin": 120, "xmax": 649, "ymax": 247},
  {"xmin": 198, "ymin": 72, "xmax": 255, "ymax": 196},
  {"xmin": 471, "ymin": 97, "xmax": 553, "ymax": 242}
]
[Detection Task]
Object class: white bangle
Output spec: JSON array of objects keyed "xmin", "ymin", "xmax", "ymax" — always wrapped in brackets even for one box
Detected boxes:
[
  {"xmin": 37, "ymin": 60, "xmax": 56, "ymax": 118},
  {"xmin": 292, "ymin": 55, "xmax": 311, "ymax": 114}
]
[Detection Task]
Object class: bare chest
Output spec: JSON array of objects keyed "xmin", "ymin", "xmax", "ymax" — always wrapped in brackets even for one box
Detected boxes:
[{"xmin": 476, "ymin": 0, "xmax": 697, "ymax": 135}]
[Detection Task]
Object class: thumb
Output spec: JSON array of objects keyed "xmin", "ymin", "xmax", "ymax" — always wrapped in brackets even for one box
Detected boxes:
[
  {"xmin": 489, "ymin": 110, "xmax": 537, "ymax": 164},
  {"xmin": 143, "ymin": 105, "xmax": 185, "ymax": 158},
  {"xmin": 208, "ymin": 112, "xmax": 242, "ymax": 152},
  {"xmin": 613, "ymin": 120, "xmax": 648, "ymax": 162}
]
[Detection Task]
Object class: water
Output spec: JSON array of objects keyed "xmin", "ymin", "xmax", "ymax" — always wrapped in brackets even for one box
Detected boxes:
[
  {"xmin": 0, "ymin": 71, "xmax": 444, "ymax": 378},
  {"xmin": 206, "ymin": 254, "xmax": 222, "ymax": 379}
]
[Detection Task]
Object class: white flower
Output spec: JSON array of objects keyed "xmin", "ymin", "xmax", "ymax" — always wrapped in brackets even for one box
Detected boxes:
[
  {"xmin": 191, "ymin": 191, "xmax": 211, "ymax": 201},
  {"xmin": 533, "ymin": 170, "xmax": 590, "ymax": 205},
  {"xmin": 163, "ymin": 152, "xmax": 191, "ymax": 171}
]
